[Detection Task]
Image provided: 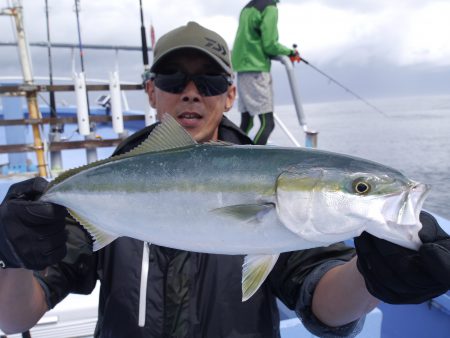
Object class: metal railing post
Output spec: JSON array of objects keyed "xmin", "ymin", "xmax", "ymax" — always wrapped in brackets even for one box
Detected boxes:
[{"xmin": 273, "ymin": 55, "xmax": 318, "ymax": 148}]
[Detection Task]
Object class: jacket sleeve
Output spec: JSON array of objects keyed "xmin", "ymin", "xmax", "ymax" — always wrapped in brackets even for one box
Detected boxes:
[
  {"xmin": 269, "ymin": 243, "xmax": 365, "ymax": 337},
  {"xmin": 260, "ymin": 6, "xmax": 292, "ymax": 57}
]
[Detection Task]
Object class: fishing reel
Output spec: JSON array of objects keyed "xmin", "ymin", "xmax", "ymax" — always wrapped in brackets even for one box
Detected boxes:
[{"xmin": 289, "ymin": 44, "xmax": 302, "ymax": 63}]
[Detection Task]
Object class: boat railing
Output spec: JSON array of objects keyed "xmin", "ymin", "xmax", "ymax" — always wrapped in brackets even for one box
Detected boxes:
[
  {"xmin": 0, "ymin": 56, "xmax": 316, "ymax": 177},
  {"xmin": 273, "ymin": 55, "xmax": 318, "ymax": 148},
  {"xmin": 0, "ymin": 82, "xmax": 147, "ymax": 152}
]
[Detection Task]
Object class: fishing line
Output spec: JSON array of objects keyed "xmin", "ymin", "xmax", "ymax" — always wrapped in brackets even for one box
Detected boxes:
[{"xmin": 300, "ymin": 57, "xmax": 389, "ymax": 118}]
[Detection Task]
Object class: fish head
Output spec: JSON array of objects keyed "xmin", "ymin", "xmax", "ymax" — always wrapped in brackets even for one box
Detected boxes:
[{"xmin": 275, "ymin": 163, "xmax": 430, "ymax": 250}]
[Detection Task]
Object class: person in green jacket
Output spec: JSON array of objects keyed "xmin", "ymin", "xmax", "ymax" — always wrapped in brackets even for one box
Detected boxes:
[{"xmin": 232, "ymin": 0, "xmax": 296, "ymax": 145}]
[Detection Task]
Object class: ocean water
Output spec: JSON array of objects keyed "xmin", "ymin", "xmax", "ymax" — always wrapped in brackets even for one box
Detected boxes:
[{"xmin": 226, "ymin": 94, "xmax": 450, "ymax": 220}]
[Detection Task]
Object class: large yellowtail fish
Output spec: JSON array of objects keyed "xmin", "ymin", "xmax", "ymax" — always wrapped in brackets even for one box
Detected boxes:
[{"xmin": 41, "ymin": 115, "xmax": 429, "ymax": 301}]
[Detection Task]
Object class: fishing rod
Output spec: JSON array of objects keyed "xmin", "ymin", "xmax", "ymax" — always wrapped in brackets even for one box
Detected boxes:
[
  {"xmin": 74, "ymin": 0, "xmax": 86, "ymax": 73},
  {"xmin": 139, "ymin": 0, "xmax": 149, "ymax": 72},
  {"xmin": 74, "ymin": 0, "xmax": 91, "ymax": 114},
  {"xmin": 292, "ymin": 45, "xmax": 388, "ymax": 117},
  {"xmin": 45, "ymin": 0, "xmax": 64, "ymax": 173},
  {"xmin": 44, "ymin": 0, "xmax": 56, "ymax": 119},
  {"xmin": 138, "ymin": 1, "xmax": 157, "ymax": 126},
  {"xmin": 73, "ymin": 0, "xmax": 98, "ymax": 164}
]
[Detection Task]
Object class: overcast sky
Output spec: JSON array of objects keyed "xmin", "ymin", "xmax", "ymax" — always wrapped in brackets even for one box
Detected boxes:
[{"xmin": 1, "ymin": 0, "xmax": 450, "ymax": 106}]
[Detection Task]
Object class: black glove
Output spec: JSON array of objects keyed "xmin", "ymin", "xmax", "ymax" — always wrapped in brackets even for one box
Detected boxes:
[
  {"xmin": 0, "ymin": 177, "xmax": 68, "ymax": 270},
  {"xmin": 355, "ymin": 211, "xmax": 450, "ymax": 304}
]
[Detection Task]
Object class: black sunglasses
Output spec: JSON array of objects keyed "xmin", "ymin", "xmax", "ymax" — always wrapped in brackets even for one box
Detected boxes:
[{"xmin": 150, "ymin": 71, "xmax": 233, "ymax": 97}]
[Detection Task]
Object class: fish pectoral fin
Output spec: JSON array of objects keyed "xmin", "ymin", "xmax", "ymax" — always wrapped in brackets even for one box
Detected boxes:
[
  {"xmin": 68, "ymin": 208, "xmax": 118, "ymax": 251},
  {"xmin": 242, "ymin": 254, "xmax": 279, "ymax": 301},
  {"xmin": 212, "ymin": 203, "xmax": 275, "ymax": 223}
]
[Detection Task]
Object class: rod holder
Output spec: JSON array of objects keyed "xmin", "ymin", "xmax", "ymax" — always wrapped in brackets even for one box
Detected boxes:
[{"xmin": 305, "ymin": 129, "xmax": 318, "ymax": 148}]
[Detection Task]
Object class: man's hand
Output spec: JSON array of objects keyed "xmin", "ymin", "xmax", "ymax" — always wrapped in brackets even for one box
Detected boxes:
[
  {"xmin": 0, "ymin": 177, "xmax": 68, "ymax": 270},
  {"xmin": 354, "ymin": 211, "xmax": 450, "ymax": 304},
  {"xmin": 289, "ymin": 49, "xmax": 301, "ymax": 63}
]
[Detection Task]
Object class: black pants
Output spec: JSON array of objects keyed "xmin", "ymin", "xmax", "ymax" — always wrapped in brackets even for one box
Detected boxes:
[{"xmin": 240, "ymin": 112, "xmax": 275, "ymax": 145}]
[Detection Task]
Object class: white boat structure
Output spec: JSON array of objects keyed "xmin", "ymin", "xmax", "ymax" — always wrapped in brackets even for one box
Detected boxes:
[{"xmin": 0, "ymin": 1, "xmax": 449, "ymax": 338}]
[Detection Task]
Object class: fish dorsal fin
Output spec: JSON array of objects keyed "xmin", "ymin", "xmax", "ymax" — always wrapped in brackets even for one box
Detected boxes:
[
  {"xmin": 242, "ymin": 254, "xmax": 279, "ymax": 301},
  {"xmin": 128, "ymin": 113, "xmax": 197, "ymax": 155},
  {"xmin": 67, "ymin": 208, "xmax": 118, "ymax": 251},
  {"xmin": 47, "ymin": 113, "xmax": 196, "ymax": 189}
]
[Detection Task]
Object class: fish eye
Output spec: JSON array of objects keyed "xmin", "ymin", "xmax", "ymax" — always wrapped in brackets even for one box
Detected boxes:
[{"xmin": 352, "ymin": 179, "xmax": 371, "ymax": 195}]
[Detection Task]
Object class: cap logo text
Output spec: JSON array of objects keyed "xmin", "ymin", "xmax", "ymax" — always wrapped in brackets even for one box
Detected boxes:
[{"xmin": 204, "ymin": 37, "xmax": 227, "ymax": 56}]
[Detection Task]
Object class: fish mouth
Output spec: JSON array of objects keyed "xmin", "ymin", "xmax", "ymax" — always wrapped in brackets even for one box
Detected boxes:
[{"xmin": 381, "ymin": 181, "xmax": 430, "ymax": 249}]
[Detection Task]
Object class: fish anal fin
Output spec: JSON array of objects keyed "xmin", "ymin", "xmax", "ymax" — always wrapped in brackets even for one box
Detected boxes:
[
  {"xmin": 242, "ymin": 254, "xmax": 279, "ymax": 301},
  {"xmin": 212, "ymin": 203, "xmax": 275, "ymax": 223},
  {"xmin": 68, "ymin": 208, "xmax": 118, "ymax": 251}
]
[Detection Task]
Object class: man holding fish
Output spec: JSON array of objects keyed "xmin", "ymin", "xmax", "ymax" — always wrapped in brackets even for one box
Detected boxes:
[{"xmin": 1, "ymin": 22, "xmax": 449, "ymax": 338}]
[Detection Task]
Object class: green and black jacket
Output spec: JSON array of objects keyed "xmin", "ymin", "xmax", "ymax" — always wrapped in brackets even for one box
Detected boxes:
[
  {"xmin": 232, "ymin": 0, "xmax": 293, "ymax": 72},
  {"xmin": 35, "ymin": 116, "xmax": 355, "ymax": 338}
]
